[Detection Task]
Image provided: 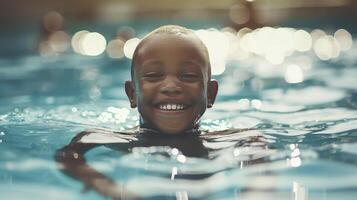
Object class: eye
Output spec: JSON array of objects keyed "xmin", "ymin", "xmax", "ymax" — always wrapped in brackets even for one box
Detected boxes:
[
  {"xmin": 180, "ymin": 73, "xmax": 200, "ymax": 82},
  {"xmin": 142, "ymin": 72, "xmax": 163, "ymax": 81}
]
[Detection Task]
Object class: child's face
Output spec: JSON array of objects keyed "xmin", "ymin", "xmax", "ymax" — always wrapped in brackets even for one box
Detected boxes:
[{"xmin": 125, "ymin": 33, "xmax": 218, "ymax": 134}]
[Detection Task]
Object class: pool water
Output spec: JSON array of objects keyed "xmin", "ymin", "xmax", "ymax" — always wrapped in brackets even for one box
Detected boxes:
[{"xmin": 1, "ymin": 32, "xmax": 357, "ymax": 200}]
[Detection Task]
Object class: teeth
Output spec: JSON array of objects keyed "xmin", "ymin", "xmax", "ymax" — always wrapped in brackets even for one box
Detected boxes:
[{"xmin": 158, "ymin": 104, "xmax": 185, "ymax": 111}]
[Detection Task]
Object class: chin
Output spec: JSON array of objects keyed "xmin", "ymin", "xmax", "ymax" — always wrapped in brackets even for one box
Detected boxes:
[{"xmin": 156, "ymin": 124, "xmax": 193, "ymax": 135}]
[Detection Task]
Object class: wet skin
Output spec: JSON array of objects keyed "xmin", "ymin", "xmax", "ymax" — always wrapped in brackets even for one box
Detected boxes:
[
  {"xmin": 55, "ymin": 128, "xmax": 264, "ymax": 199},
  {"xmin": 55, "ymin": 129, "xmax": 210, "ymax": 199},
  {"xmin": 125, "ymin": 33, "xmax": 218, "ymax": 135}
]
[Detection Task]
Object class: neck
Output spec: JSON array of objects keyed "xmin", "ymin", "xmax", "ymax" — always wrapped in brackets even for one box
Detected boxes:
[{"xmin": 139, "ymin": 117, "xmax": 201, "ymax": 136}]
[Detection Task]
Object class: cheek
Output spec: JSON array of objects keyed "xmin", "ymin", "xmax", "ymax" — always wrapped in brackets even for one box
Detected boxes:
[
  {"xmin": 187, "ymin": 84, "xmax": 207, "ymax": 107},
  {"xmin": 136, "ymin": 82, "xmax": 158, "ymax": 105},
  {"xmin": 136, "ymin": 81, "xmax": 150, "ymax": 97},
  {"xmin": 190, "ymin": 83, "xmax": 207, "ymax": 98}
]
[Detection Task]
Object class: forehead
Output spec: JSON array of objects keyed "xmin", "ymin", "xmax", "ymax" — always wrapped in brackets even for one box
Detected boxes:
[{"xmin": 133, "ymin": 33, "xmax": 209, "ymax": 72}]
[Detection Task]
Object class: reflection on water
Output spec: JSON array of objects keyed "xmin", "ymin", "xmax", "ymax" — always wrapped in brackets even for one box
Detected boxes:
[{"xmin": 1, "ymin": 28, "xmax": 357, "ymax": 199}]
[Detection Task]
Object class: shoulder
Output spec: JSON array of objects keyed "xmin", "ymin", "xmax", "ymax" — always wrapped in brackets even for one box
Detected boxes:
[
  {"xmin": 70, "ymin": 127, "xmax": 139, "ymax": 144},
  {"xmin": 200, "ymin": 128, "xmax": 261, "ymax": 137},
  {"xmin": 200, "ymin": 128, "xmax": 267, "ymax": 143}
]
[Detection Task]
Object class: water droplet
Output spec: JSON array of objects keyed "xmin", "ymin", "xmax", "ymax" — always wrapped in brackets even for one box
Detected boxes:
[
  {"xmin": 177, "ymin": 155, "xmax": 186, "ymax": 163},
  {"xmin": 0, "ymin": 131, "xmax": 5, "ymax": 136},
  {"xmin": 291, "ymin": 148, "xmax": 301, "ymax": 157},
  {"xmin": 171, "ymin": 167, "xmax": 178, "ymax": 180},
  {"xmin": 290, "ymin": 157, "xmax": 302, "ymax": 167},
  {"xmin": 71, "ymin": 107, "xmax": 78, "ymax": 112},
  {"xmin": 171, "ymin": 148, "xmax": 179, "ymax": 156},
  {"xmin": 233, "ymin": 148, "xmax": 240, "ymax": 156}
]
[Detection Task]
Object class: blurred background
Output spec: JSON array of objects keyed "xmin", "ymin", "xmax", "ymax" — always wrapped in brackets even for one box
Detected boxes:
[
  {"xmin": 0, "ymin": 0, "xmax": 356, "ymax": 104},
  {"xmin": 1, "ymin": 2, "xmax": 357, "ymax": 199},
  {"xmin": 0, "ymin": 0, "xmax": 356, "ymax": 59}
]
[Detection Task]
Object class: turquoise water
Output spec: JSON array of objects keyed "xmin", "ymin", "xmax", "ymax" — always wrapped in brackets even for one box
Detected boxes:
[{"xmin": 1, "ymin": 33, "xmax": 357, "ymax": 199}]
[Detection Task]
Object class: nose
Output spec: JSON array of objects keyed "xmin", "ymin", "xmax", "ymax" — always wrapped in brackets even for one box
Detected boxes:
[{"xmin": 160, "ymin": 76, "xmax": 182, "ymax": 95}]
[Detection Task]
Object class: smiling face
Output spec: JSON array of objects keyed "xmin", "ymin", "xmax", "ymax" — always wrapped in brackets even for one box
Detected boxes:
[{"xmin": 125, "ymin": 32, "xmax": 218, "ymax": 135}]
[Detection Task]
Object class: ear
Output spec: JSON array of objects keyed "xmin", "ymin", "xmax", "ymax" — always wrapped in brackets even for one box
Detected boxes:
[
  {"xmin": 125, "ymin": 81, "xmax": 137, "ymax": 108},
  {"xmin": 207, "ymin": 79, "xmax": 218, "ymax": 108}
]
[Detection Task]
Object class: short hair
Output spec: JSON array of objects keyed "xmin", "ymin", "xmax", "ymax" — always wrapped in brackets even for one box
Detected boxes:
[
  {"xmin": 145, "ymin": 25, "xmax": 194, "ymax": 36},
  {"xmin": 130, "ymin": 25, "xmax": 211, "ymax": 81}
]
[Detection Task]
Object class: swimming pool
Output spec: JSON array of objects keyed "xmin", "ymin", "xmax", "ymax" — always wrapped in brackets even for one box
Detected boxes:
[{"xmin": 1, "ymin": 26, "xmax": 357, "ymax": 200}]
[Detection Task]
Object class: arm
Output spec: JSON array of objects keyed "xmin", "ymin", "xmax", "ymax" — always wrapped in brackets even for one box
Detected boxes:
[{"xmin": 55, "ymin": 131, "xmax": 134, "ymax": 200}]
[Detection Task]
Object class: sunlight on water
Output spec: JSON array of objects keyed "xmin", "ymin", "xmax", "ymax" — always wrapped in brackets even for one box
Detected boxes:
[
  {"xmin": 285, "ymin": 64, "xmax": 304, "ymax": 84},
  {"xmin": 0, "ymin": 23, "xmax": 357, "ymax": 200}
]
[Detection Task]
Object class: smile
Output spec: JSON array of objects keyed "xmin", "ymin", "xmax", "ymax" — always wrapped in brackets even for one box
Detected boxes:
[{"xmin": 157, "ymin": 103, "xmax": 185, "ymax": 111}]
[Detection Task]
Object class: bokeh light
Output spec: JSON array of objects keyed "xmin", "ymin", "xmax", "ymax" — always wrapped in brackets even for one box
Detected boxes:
[
  {"xmin": 334, "ymin": 29, "xmax": 353, "ymax": 51},
  {"xmin": 237, "ymin": 27, "xmax": 252, "ymax": 38},
  {"xmin": 65, "ymin": 25, "xmax": 354, "ymax": 72},
  {"xmin": 116, "ymin": 26, "xmax": 136, "ymax": 41},
  {"xmin": 39, "ymin": 11, "xmax": 69, "ymax": 57},
  {"xmin": 265, "ymin": 51, "xmax": 285, "ymax": 65},
  {"xmin": 285, "ymin": 64, "xmax": 304, "ymax": 84},
  {"xmin": 49, "ymin": 31, "xmax": 70, "ymax": 52},
  {"xmin": 123, "ymin": 37, "xmax": 140, "ymax": 59},
  {"xmin": 293, "ymin": 30, "xmax": 312, "ymax": 52},
  {"xmin": 43, "ymin": 11, "xmax": 63, "ymax": 32},
  {"xmin": 229, "ymin": 4, "xmax": 250, "ymax": 25},
  {"xmin": 107, "ymin": 39, "xmax": 125, "ymax": 59},
  {"xmin": 313, "ymin": 35, "xmax": 340, "ymax": 60},
  {"xmin": 81, "ymin": 32, "xmax": 107, "ymax": 56},
  {"xmin": 71, "ymin": 30, "xmax": 89, "ymax": 54},
  {"xmin": 195, "ymin": 29, "xmax": 229, "ymax": 75},
  {"xmin": 39, "ymin": 41, "xmax": 54, "ymax": 57},
  {"xmin": 236, "ymin": 27, "xmax": 316, "ymax": 65},
  {"xmin": 310, "ymin": 29, "xmax": 327, "ymax": 42}
]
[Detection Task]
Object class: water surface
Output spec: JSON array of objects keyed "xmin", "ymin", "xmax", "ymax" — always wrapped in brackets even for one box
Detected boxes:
[{"xmin": 1, "ymin": 35, "xmax": 357, "ymax": 200}]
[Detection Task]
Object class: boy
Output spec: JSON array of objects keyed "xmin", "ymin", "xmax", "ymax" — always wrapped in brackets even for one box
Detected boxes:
[
  {"xmin": 125, "ymin": 25, "xmax": 218, "ymax": 135},
  {"xmin": 56, "ymin": 25, "xmax": 259, "ymax": 199},
  {"xmin": 56, "ymin": 25, "xmax": 219, "ymax": 199}
]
